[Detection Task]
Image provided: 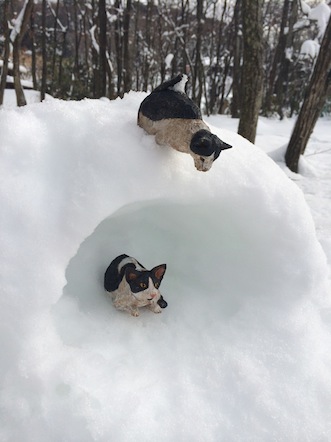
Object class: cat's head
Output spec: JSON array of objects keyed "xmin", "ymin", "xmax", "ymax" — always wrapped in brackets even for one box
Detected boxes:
[
  {"xmin": 190, "ymin": 130, "xmax": 232, "ymax": 172},
  {"xmin": 124, "ymin": 264, "xmax": 167, "ymax": 305}
]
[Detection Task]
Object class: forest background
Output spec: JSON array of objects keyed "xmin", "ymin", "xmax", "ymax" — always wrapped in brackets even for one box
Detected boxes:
[{"xmin": 0, "ymin": 0, "xmax": 330, "ymax": 170}]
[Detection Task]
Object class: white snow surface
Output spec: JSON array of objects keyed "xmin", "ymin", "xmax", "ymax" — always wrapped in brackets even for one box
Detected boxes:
[
  {"xmin": 1, "ymin": 88, "xmax": 54, "ymax": 109},
  {"xmin": 1, "ymin": 92, "xmax": 331, "ymax": 441}
]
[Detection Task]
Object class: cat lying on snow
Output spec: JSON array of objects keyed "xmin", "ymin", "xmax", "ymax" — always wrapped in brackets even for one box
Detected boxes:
[
  {"xmin": 138, "ymin": 73, "xmax": 232, "ymax": 172},
  {"xmin": 104, "ymin": 254, "xmax": 167, "ymax": 317}
]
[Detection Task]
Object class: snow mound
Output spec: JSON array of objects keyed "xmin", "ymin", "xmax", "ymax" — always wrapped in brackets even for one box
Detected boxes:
[{"xmin": 1, "ymin": 93, "xmax": 331, "ymax": 441}]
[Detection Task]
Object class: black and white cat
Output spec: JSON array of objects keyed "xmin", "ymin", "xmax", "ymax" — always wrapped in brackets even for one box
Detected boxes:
[
  {"xmin": 138, "ymin": 73, "xmax": 232, "ymax": 172},
  {"xmin": 104, "ymin": 254, "xmax": 167, "ymax": 317}
]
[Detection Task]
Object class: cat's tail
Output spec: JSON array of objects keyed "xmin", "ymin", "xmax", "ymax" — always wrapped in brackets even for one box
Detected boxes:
[
  {"xmin": 157, "ymin": 295, "xmax": 168, "ymax": 309},
  {"xmin": 152, "ymin": 74, "xmax": 188, "ymax": 94}
]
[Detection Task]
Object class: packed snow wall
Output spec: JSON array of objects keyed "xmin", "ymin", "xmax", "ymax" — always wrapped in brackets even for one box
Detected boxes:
[{"xmin": 1, "ymin": 94, "xmax": 331, "ymax": 441}]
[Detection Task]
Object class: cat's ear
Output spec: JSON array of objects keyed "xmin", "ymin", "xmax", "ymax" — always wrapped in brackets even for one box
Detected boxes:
[
  {"xmin": 152, "ymin": 264, "xmax": 167, "ymax": 281},
  {"xmin": 125, "ymin": 268, "xmax": 139, "ymax": 282}
]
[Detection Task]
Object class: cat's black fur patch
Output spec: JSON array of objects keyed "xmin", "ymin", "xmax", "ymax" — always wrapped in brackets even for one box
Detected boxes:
[
  {"xmin": 138, "ymin": 74, "xmax": 202, "ymax": 121},
  {"xmin": 125, "ymin": 268, "xmax": 159, "ymax": 294},
  {"xmin": 139, "ymin": 91, "xmax": 202, "ymax": 121},
  {"xmin": 104, "ymin": 254, "xmax": 134, "ymax": 292}
]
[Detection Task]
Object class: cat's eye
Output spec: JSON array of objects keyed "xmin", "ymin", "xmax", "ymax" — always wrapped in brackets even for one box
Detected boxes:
[
  {"xmin": 154, "ymin": 282, "xmax": 159, "ymax": 288},
  {"xmin": 140, "ymin": 282, "xmax": 147, "ymax": 289}
]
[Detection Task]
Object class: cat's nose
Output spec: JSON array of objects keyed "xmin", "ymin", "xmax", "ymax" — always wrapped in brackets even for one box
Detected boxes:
[{"xmin": 149, "ymin": 293, "xmax": 157, "ymax": 299}]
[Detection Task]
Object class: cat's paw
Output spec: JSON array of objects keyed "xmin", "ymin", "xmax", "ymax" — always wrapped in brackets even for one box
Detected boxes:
[
  {"xmin": 150, "ymin": 304, "xmax": 162, "ymax": 314},
  {"xmin": 130, "ymin": 309, "xmax": 140, "ymax": 317}
]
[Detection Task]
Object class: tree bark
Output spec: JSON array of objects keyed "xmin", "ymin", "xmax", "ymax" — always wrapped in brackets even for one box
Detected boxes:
[
  {"xmin": 142, "ymin": 0, "xmax": 154, "ymax": 92},
  {"xmin": 0, "ymin": 0, "xmax": 10, "ymax": 106},
  {"xmin": 11, "ymin": 0, "xmax": 34, "ymax": 107},
  {"xmin": 274, "ymin": 0, "xmax": 298, "ymax": 119},
  {"xmin": 50, "ymin": 0, "xmax": 61, "ymax": 95},
  {"xmin": 285, "ymin": 16, "xmax": 331, "ymax": 173},
  {"xmin": 41, "ymin": 0, "xmax": 47, "ymax": 101},
  {"xmin": 114, "ymin": 0, "xmax": 123, "ymax": 95},
  {"xmin": 237, "ymin": 0, "xmax": 264, "ymax": 143},
  {"xmin": 264, "ymin": 0, "xmax": 290, "ymax": 115},
  {"xmin": 98, "ymin": 0, "xmax": 107, "ymax": 97},
  {"xmin": 30, "ymin": 8, "xmax": 38, "ymax": 90},
  {"xmin": 123, "ymin": 0, "xmax": 133, "ymax": 93},
  {"xmin": 231, "ymin": 0, "xmax": 242, "ymax": 118},
  {"xmin": 192, "ymin": 0, "xmax": 204, "ymax": 107}
]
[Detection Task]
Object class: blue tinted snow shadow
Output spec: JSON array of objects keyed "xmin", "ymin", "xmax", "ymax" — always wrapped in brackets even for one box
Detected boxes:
[{"xmin": 52, "ymin": 198, "xmax": 250, "ymax": 343}]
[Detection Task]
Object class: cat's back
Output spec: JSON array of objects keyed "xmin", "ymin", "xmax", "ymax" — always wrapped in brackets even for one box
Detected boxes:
[
  {"xmin": 139, "ymin": 90, "xmax": 202, "ymax": 122},
  {"xmin": 104, "ymin": 254, "xmax": 129, "ymax": 292},
  {"xmin": 104, "ymin": 254, "xmax": 145, "ymax": 292}
]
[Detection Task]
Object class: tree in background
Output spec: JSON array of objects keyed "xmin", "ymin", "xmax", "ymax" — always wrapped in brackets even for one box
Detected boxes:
[
  {"xmin": 192, "ymin": 0, "xmax": 204, "ymax": 108},
  {"xmin": 230, "ymin": 0, "xmax": 241, "ymax": 118},
  {"xmin": 0, "ymin": 0, "xmax": 330, "ymax": 131},
  {"xmin": 11, "ymin": 0, "xmax": 34, "ymax": 106},
  {"xmin": 123, "ymin": 0, "xmax": 133, "ymax": 93},
  {"xmin": 263, "ymin": 0, "xmax": 297, "ymax": 118},
  {"xmin": 98, "ymin": 0, "xmax": 107, "ymax": 97},
  {"xmin": 237, "ymin": 0, "xmax": 264, "ymax": 143},
  {"xmin": 285, "ymin": 15, "xmax": 331, "ymax": 173},
  {"xmin": 40, "ymin": 0, "xmax": 47, "ymax": 100},
  {"xmin": 0, "ymin": 0, "xmax": 10, "ymax": 106}
]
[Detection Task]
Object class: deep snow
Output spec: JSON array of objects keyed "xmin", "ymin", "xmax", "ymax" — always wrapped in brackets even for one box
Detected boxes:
[{"xmin": 0, "ymin": 92, "xmax": 331, "ymax": 441}]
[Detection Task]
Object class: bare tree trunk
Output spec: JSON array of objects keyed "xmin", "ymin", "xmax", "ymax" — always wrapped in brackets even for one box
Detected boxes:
[
  {"xmin": 58, "ymin": 26, "xmax": 68, "ymax": 96},
  {"xmin": 12, "ymin": 40, "xmax": 26, "ymax": 106},
  {"xmin": 192, "ymin": 0, "xmax": 204, "ymax": 107},
  {"xmin": 50, "ymin": 0, "xmax": 61, "ymax": 95},
  {"xmin": 0, "ymin": 0, "xmax": 10, "ymax": 106},
  {"xmin": 207, "ymin": 0, "xmax": 228, "ymax": 115},
  {"xmin": 70, "ymin": 0, "xmax": 83, "ymax": 98},
  {"xmin": 41, "ymin": 0, "xmax": 47, "ymax": 101},
  {"xmin": 218, "ymin": 53, "xmax": 231, "ymax": 114},
  {"xmin": 98, "ymin": 0, "xmax": 107, "ymax": 97},
  {"xmin": 30, "ymin": 8, "xmax": 38, "ymax": 90},
  {"xmin": 231, "ymin": 0, "xmax": 241, "ymax": 118},
  {"xmin": 285, "ymin": 16, "xmax": 331, "ymax": 173},
  {"xmin": 142, "ymin": 0, "xmax": 154, "ymax": 91},
  {"xmin": 123, "ymin": 0, "xmax": 132, "ymax": 93},
  {"xmin": 11, "ymin": 0, "xmax": 34, "ymax": 107},
  {"xmin": 275, "ymin": 0, "xmax": 298, "ymax": 119},
  {"xmin": 264, "ymin": 0, "xmax": 290, "ymax": 115},
  {"xmin": 237, "ymin": 0, "xmax": 264, "ymax": 143},
  {"xmin": 114, "ymin": 0, "xmax": 123, "ymax": 95}
]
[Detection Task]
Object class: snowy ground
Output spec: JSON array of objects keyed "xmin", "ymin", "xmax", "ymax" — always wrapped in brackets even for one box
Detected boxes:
[{"xmin": 0, "ymin": 91, "xmax": 331, "ymax": 441}]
